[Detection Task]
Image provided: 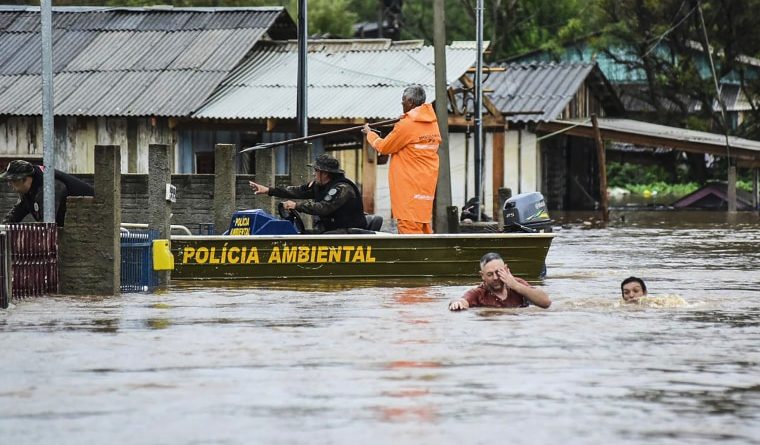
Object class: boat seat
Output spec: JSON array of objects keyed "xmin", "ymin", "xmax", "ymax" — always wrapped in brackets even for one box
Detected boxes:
[{"xmin": 365, "ymin": 214, "xmax": 383, "ymax": 231}]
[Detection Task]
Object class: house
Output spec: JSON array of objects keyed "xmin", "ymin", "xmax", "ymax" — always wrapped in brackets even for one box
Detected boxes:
[
  {"xmin": 508, "ymin": 37, "xmax": 760, "ymax": 129},
  {"xmin": 190, "ymin": 38, "xmax": 480, "ymax": 217},
  {"xmin": 0, "ymin": 5, "xmax": 296, "ymax": 173},
  {"xmin": 448, "ymin": 62, "xmax": 624, "ymax": 213}
]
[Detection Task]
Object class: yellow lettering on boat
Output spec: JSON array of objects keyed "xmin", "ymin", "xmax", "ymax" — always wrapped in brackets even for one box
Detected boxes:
[
  {"xmin": 366, "ymin": 246, "xmax": 376, "ymax": 263},
  {"xmin": 209, "ymin": 247, "xmax": 220, "ymax": 264},
  {"xmin": 227, "ymin": 247, "xmax": 240, "ymax": 264},
  {"xmin": 328, "ymin": 246, "xmax": 341, "ymax": 262},
  {"xmin": 352, "ymin": 245, "xmax": 365, "ymax": 262},
  {"xmin": 268, "ymin": 247, "xmax": 281, "ymax": 263},
  {"xmin": 316, "ymin": 246, "xmax": 328, "ymax": 263},
  {"xmin": 182, "ymin": 247, "xmax": 196, "ymax": 263},
  {"xmin": 297, "ymin": 246, "xmax": 310, "ymax": 262},
  {"xmin": 282, "ymin": 246, "xmax": 297, "ymax": 263},
  {"xmin": 246, "ymin": 247, "xmax": 259, "ymax": 264},
  {"xmin": 342, "ymin": 246, "xmax": 355, "ymax": 262},
  {"xmin": 229, "ymin": 227, "xmax": 249, "ymax": 235},
  {"xmin": 196, "ymin": 247, "xmax": 209, "ymax": 264}
]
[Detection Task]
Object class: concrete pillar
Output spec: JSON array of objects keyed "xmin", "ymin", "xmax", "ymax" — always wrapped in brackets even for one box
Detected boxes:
[
  {"xmin": 727, "ymin": 165, "xmax": 737, "ymax": 213},
  {"xmin": 290, "ymin": 142, "xmax": 313, "ymax": 230},
  {"xmin": 213, "ymin": 143, "xmax": 236, "ymax": 234},
  {"xmin": 149, "ymin": 144, "xmax": 171, "ymax": 286},
  {"xmin": 60, "ymin": 145, "xmax": 120, "ymax": 295},
  {"xmin": 254, "ymin": 145, "xmax": 277, "ymax": 214}
]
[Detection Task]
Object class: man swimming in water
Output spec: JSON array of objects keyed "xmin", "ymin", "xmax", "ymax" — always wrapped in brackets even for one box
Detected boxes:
[{"xmin": 621, "ymin": 276, "xmax": 647, "ymax": 303}]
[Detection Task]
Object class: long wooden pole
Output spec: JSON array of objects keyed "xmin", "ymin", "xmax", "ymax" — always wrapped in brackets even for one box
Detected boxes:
[
  {"xmin": 239, "ymin": 118, "xmax": 400, "ymax": 153},
  {"xmin": 591, "ymin": 114, "xmax": 609, "ymax": 222},
  {"xmin": 433, "ymin": 0, "xmax": 452, "ymax": 233}
]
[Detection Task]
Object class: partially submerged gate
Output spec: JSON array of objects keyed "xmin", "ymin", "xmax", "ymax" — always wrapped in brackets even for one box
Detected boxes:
[{"xmin": 0, "ymin": 223, "xmax": 59, "ymax": 309}]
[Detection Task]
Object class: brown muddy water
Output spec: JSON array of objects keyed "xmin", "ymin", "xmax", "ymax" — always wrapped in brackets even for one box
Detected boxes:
[{"xmin": 1, "ymin": 211, "xmax": 759, "ymax": 445}]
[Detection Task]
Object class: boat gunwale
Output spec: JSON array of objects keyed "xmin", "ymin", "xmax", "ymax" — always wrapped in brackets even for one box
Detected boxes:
[{"xmin": 170, "ymin": 233, "xmax": 556, "ymax": 241}]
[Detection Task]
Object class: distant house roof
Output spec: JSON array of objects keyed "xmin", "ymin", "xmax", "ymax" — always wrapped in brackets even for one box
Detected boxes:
[
  {"xmin": 0, "ymin": 6, "xmax": 296, "ymax": 117},
  {"xmin": 618, "ymin": 83, "xmax": 753, "ymax": 114},
  {"xmin": 194, "ymin": 40, "xmax": 480, "ymax": 120},
  {"xmin": 479, "ymin": 62, "xmax": 623, "ymax": 123},
  {"xmin": 671, "ymin": 183, "xmax": 754, "ymax": 210}
]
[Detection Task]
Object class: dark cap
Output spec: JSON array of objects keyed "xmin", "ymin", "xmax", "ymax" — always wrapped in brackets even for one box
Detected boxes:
[
  {"xmin": 307, "ymin": 154, "xmax": 344, "ymax": 174},
  {"xmin": 0, "ymin": 160, "xmax": 35, "ymax": 181}
]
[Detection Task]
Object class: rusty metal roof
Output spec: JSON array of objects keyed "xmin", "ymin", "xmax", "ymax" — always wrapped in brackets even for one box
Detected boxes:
[
  {"xmin": 0, "ymin": 6, "xmax": 295, "ymax": 117},
  {"xmin": 194, "ymin": 40, "xmax": 480, "ymax": 120}
]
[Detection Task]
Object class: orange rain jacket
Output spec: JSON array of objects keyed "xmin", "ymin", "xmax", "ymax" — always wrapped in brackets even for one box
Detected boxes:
[{"xmin": 367, "ymin": 103, "xmax": 441, "ymax": 223}]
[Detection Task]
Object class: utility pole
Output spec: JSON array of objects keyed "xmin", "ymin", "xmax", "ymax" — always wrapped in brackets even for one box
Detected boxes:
[
  {"xmin": 433, "ymin": 0, "xmax": 452, "ymax": 233},
  {"xmin": 296, "ymin": 0, "xmax": 308, "ymax": 138},
  {"xmin": 41, "ymin": 1, "xmax": 55, "ymax": 222},
  {"xmin": 473, "ymin": 0, "xmax": 484, "ymax": 221}
]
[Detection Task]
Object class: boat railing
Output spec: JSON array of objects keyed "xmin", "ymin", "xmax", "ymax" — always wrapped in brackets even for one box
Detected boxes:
[{"xmin": 120, "ymin": 223, "xmax": 192, "ymax": 236}]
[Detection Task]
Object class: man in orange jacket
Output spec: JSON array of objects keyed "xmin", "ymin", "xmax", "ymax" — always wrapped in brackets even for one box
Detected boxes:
[{"xmin": 362, "ymin": 85, "xmax": 441, "ymax": 234}]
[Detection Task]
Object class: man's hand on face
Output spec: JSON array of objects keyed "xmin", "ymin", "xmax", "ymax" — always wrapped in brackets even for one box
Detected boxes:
[
  {"xmin": 496, "ymin": 266, "xmax": 519, "ymax": 290},
  {"xmin": 282, "ymin": 200, "xmax": 297, "ymax": 210}
]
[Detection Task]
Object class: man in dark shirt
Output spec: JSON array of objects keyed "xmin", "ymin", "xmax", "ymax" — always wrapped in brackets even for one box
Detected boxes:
[
  {"xmin": 248, "ymin": 154, "xmax": 367, "ymax": 233},
  {"xmin": 1, "ymin": 160, "xmax": 94, "ymax": 227},
  {"xmin": 449, "ymin": 252, "xmax": 551, "ymax": 310}
]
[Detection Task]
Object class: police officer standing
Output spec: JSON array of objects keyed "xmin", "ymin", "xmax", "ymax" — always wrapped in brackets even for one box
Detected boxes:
[
  {"xmin": 248, "ymin": 154, "xmax": 367, "ymax": 233},
  {"xmin": 1, "ymin": 160, "xmax": 95, "ymax": 227}
]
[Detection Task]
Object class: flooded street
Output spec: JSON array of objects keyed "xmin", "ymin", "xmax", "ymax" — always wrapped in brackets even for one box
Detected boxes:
[{"xmin": 2, "ymin": 212, "xmax": 759, "ymax": 444}]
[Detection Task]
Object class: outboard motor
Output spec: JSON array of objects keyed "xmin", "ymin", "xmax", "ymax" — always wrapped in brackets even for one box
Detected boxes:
[{"xmin": 502, "ymin": 192, "xmax": 553, "ymax": 233}]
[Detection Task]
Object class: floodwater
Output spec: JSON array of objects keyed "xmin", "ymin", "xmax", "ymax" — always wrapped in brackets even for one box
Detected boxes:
[{"xmin": 1, "ymin": 211, "xmax": 759, "ymax": 445}]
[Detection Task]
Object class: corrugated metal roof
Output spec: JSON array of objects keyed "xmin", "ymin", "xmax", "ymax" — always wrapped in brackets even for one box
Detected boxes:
[
  {"xmin": 194, "ymin": 41, "xmax": 479, "ymax": 120},
  {"xmin": 0, "ymin": 6, "xmax": 294, "ymax": 117},
  {"xmin": 485, "ymin": 62, "xmax": 597, "ymax": 123}
]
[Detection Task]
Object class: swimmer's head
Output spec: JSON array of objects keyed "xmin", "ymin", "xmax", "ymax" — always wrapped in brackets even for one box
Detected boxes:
[{"xmin": 621, "ymin": 276, "xmax": 647, "ymax": 303}]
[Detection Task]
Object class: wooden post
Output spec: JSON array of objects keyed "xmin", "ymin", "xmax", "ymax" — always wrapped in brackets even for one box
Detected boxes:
[
  {"xmin": 433, "ymin": 0, "xmax": 451, "ymax": 233},
  {"xmin": 492, "ymin": 130, "xmax": 505, "ymax": 221},
  {"xmin": 361, "ymin": 138, "xmax": 376, "ymax": 213},
  {"xmin": 727, "ymin": 164, "xmax": 737, "ymax": 213},
  {"xmin": 591, "ymin": 114, "xmax": 609, "ymax": 222},
  {"xmin": 254, "ymin": 145, "xmax": 276, "ymax": 215},
  {"xmin": 754, "ymin": 167, "xmax": 759, "ymax": 211},
  {"xmin": 497, "ymin": 187, "xmax": 512, "ymax": 228},
  {"xmin": 213, "ymin": 144, "xmax": 236, "ymax": 234}
]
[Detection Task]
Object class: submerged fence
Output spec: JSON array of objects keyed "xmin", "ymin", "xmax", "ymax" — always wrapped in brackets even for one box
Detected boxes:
[
  {"xmin": 120, "ymin": 229, "xmax": 158, "ymax": 292},
  {"xmin": 0, "ymin": 223, "xmax": 59, "ymax": 309}
]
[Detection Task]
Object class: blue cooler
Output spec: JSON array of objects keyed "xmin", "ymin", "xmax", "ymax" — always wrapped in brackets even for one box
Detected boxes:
[{"xmin": 226, "ymin": 209, "xmax": 298, "ymax": 235}]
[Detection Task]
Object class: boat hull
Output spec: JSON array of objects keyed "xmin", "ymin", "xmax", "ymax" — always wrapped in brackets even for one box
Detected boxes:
[{"xmin": 170, "ymin": 233, "xmax": 554, "ymax": 280}]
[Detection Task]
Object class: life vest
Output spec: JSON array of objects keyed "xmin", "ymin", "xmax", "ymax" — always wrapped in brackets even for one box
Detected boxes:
[{"xmin": 313, "ymin": 176, "xmax": 366, "ymax": 231}]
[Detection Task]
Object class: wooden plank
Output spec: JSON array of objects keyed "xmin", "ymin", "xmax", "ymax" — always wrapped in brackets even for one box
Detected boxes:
[
  {"xmin": 491, "ymin": 130, "xmax": 505, "ymax": 220},
  {"xmin": 361, "ymin": 138, "xmax": 376, "ymax": 213},
  {"xmin": 591, "ymin": 115, "xmax": 609, "ymax": 222}
]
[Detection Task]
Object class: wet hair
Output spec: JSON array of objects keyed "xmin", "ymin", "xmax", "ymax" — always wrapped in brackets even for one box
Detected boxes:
[
  {"xmin": 621, "ymin": 276, "xmax": 647, "ymax": 296},
  {"xmin": 479, "ymin": 252, "xmax": 503, "ymax": 270},
  {"xmin": 402, "ymin": 85, "xmax": 426, "ymax": 107}
]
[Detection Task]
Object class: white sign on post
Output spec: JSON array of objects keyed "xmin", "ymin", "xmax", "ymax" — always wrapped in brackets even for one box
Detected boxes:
[{"xmin": 165, "ymin": 184, "xmax": 177, "ymax": 203}]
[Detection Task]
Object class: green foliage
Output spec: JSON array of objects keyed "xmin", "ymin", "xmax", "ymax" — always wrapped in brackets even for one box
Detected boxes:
[
  {"xmin": 623, "ymin": 182, "xmax": 700, "ymax": 196},
  {"xmin": 607, "ymin": 161, "xmax": 671, "ymax": 188}
]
